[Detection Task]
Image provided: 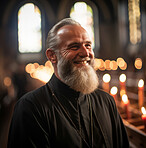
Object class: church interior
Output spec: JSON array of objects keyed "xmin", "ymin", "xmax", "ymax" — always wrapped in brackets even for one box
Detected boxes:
[{"xmin": 0, "ymin": 0, "xmax": 146, "ymax": 147}]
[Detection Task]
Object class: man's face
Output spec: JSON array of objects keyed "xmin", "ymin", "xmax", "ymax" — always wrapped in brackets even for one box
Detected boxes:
[
  {"xmin": 55, "ymin": 25, "xmax": 98, "ymax": 94},
  {"xmin": 56, "ymin": 25, "xmax": 94, "ymax": 69}
]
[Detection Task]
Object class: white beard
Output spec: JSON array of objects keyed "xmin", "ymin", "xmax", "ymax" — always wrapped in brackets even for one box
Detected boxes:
[{"xmin": 57, "ymin": 56, "xmax": 99, "ymax": 94}]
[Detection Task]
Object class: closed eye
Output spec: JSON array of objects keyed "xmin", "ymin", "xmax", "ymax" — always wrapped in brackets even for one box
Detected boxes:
[
  {"xmin": 67, "ymin": 41, "xmax": 92, "ymax": 51},
  {"xmin": 69, "ymin": 46, "xmax": 80, "ymax": 50},
  {"xmin": 67, "ymin": 43, "xmax": 80, "ymax": 51}
]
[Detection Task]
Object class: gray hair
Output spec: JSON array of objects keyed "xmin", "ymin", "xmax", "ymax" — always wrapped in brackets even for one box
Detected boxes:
[{"xmin": 46, "ymin": 18, "xmax": 80, "ymax": 51}]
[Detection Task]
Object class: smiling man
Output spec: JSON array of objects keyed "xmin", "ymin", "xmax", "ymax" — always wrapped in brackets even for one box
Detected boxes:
[
  {"xmin": 47, "ymin": 24, "xmax": 98, "ymax": 94},
  {"xmin": 8, "ymin": 18, "xmax": 129, "ymax": 148}
]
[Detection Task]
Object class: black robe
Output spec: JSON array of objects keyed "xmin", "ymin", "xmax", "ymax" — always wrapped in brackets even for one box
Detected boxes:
[{"xmin": 8, "ymin": 74, "xmax": 129, "ymax": 148}]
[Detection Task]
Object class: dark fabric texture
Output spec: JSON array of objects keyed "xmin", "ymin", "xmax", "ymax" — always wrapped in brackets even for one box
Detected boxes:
[{"xmin": 8, "ymin": 74, "xmax": 129, "ymax": 148}]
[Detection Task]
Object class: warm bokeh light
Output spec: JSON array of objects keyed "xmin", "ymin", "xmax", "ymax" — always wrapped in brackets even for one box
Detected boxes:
[
  {"xmin": 135, "ymin": 58, "xmax": 142, "ymax": 69},
  {"xmin": 99, "ymin": 59, "xmax": 106, "ymax": 71},
  {"xmin": 25, "ymin": 61, "xmax": 54, "ymax": 83},
  {"xmin": 122, "ymin": 94, "xmax": 129, "ymax": 104},
  {"xmin": 110, "ymin": 60, "xmax": 118, "ymax": 70},
  {"xmin": 31, "ymin": 66, "xmax": 52, "ymax": 83},
  {"xmin": 103, "ymin": 73, "xmax": 111, "ymax": 83},
  {"xmin": 118, "ymin": 60, "xmax": 125, "ymax": 68},
  {"xmin": 45, "ymin": 60, "xmax": 54, "ymax": 71},
  {"xmin": 25, "ymin": 63, "xmax": 35, "ymax": 74},
  {"xmin": 138, "ymin": 79, "xmax": 144, "ymax": 88},
  {"xmin": 117, "ymin": 57, "xmax": 124, "ymax": 65},
  {"xmin": 94, "ymin": 57, "xmax": 129, "ymax": 71},
  {"xmin": 110, "ymin": 86, "xmax": 118, "ymax": 95},
  {"xmin": 119, "ymin": 62, "xmax": 127, "ymax": 70},
  {"xmin": 119, "ymin": 74, "xmax": 126, "ymax": 83},
  {"xmin": 141, "ymin": 107, "xmax": 146, "ymax": 115},
  {"xmin": 33, "ymin": 63, "xmax": 39, "ymax": 69},
  {"xmin": 105, "ymin": 60, "xmax": 111, "ymax": 70},
  {"xmin": 3, "ymin": 77, "xmax": 12, "ymax": 87},
  {"xmin": 94, "ymin": 58, "xmax": 101, "ymax": 70},
  {"xmin": 117, "ymin": 57, "xmax": 127, "ymax": 70}
]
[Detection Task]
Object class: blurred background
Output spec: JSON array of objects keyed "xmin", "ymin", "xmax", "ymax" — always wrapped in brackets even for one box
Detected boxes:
[{"xmin": 0, "ymin": 0, "xmax": 146, "ymax": 147}]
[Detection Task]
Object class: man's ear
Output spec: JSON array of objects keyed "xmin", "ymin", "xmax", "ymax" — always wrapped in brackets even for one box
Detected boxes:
[{"xmin": 46, "ymin": 48, "xmax": 57, "ymax": 64}]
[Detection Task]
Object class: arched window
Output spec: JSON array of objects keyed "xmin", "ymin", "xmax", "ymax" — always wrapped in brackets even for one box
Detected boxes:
[
  {"xmin": 70, "ymin": 2, "xmax": 95, "ymax": 49},
  {"xmin": 18, "ymin": 3, "xmax": 42, "ymax": 53}
]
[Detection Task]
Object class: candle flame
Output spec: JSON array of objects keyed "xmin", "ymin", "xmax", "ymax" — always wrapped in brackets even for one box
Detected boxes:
[
  {"xmin": 110, "ymin": 86, "xmax": 118, "ymax": 95},
  {"xmin": 119, "ymin": 74, "xmax": 126, "ymax": 83},
  {"xmin": 141, "ymin": 107, "xmax": 146, "ymax": 115},
  {"xmin": 103, "ymin": 73, "xmax": 111, "ymax": 83},
  {"xmin": 138, "ymin": 79, "xmax": 144, "ymax": 88},
  {"xmin": 122, "ymin": 94, "xmax": 129, "ymax": 104}
]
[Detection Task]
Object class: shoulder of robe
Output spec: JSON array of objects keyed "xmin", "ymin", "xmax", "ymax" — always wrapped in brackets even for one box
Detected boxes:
[
  {"xmin": 91, "ymin": 88, "xmax": 116, "ymax": 109},
  {"xmin": 15, "ymin": 84, "xmax": 53, "ymax": 110}
]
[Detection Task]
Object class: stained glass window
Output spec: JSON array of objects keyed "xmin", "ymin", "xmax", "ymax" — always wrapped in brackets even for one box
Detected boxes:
[
  {"xmin": 70, "ymin": 2, "xmax": 95, "ymax": 48},
  {"xmin": 18, "ymin": 3, "xmax": 42, "ymax": 53}
]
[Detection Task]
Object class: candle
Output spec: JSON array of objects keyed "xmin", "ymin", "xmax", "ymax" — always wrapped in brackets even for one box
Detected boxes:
[
  {"xmin": 102, "ymin": 74, "xmax": 111, "ymax": 93},
  {"xmin": 122, "ymin": 94, "xmax": 131, "ymax": 119},
  {"xmin": 119, "ymin": 74, "xmax": 126, "ymax": 96},
  {"xmin": 138, "ymin": 79, "xmax": 144, "ymax": 109},
  {"xmin": 120, "ymin": 89, "xmax": 126, "ymax": 98},
  {"xmin": 110, "ymin": 86, "xmax": 118, "ymax": 101},
  {"xmin": 141, "ymin": 107, "xmax": 146, "ymax": 132}
]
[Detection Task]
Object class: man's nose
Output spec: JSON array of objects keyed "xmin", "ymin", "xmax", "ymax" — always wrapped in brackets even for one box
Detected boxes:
[{"xmin": 78, "ymin": 45, "xmax": 90, "ymax": 57}]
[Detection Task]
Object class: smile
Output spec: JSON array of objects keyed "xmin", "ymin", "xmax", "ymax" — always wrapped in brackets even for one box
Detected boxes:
[{"xmin": 73, "ymin": 59, "xmax": 91, "ymax": 66}]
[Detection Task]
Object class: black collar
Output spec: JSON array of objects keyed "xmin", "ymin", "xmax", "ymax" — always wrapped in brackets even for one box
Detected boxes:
[{"xmin": 48, "ymin": 74, "xmax": 84, "ymax": 101}]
